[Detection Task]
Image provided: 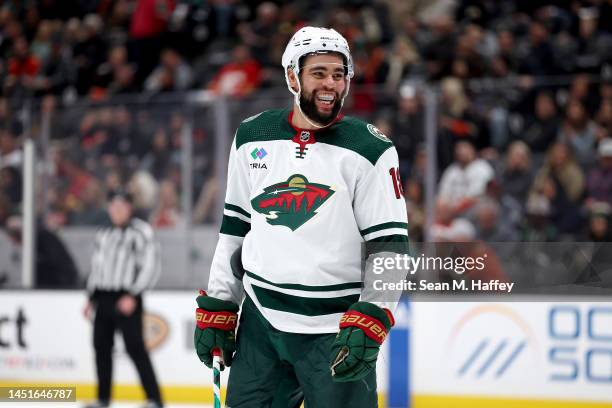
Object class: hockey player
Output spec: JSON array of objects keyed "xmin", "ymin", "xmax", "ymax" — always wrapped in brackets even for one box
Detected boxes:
[{"xmin": 194, "ymin": 26, "xmax": 408, "ymax": 407}]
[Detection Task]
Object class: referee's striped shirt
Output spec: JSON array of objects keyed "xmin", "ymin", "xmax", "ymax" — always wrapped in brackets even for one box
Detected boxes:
[{"xmin": 87, "ymin": 218, "xmax": 161, "ymax": 296}]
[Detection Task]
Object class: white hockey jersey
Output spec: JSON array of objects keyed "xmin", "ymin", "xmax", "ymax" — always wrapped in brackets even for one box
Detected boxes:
[{"xmin": 207, "ymin": 109, "xmax": 409, "ymax": 334}]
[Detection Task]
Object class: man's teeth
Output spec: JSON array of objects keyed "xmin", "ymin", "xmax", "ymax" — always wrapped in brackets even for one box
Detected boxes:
[{"xmin": 318, "ymin": 95, "xmax": 334, "ymax": 104}]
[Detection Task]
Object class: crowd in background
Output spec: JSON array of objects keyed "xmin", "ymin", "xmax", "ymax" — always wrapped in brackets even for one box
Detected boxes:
[{"xmin": 0, "ymin": 0, "xmax": 611, "ymax": 247}]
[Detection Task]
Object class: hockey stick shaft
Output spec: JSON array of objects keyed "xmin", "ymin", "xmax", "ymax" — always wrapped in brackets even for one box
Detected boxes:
[{"xmin": 212, "ymin": 348, "xmax": 222, "ymax": 408}]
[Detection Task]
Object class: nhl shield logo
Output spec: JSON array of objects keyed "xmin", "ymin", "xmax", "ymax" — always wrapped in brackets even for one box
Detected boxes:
[
  {"xmin": 251, "ymin": 174, "xmax": 334, "ymax": 231},
  {"xmin": 299, "ymin": 131, "xmax": 311, "ymax": 142}
]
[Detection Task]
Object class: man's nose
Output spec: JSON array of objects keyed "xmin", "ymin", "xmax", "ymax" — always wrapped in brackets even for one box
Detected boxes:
[{"xmin": 322, "ymin": 75, "xmax": 336, "ymax": 89}]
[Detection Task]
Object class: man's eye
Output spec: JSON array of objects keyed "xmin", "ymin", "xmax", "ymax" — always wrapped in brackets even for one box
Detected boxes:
[
  {"xmin": 312, "ymin": 72, "xmax": 324, "ymax": 78},
  {"xmin": 333, "ymin": 73, "xmax": 345, "ymax": 80}
]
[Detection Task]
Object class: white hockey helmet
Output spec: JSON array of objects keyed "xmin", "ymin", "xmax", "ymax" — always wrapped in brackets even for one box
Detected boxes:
[{"xmin": 281, "ymin": 26, "xmax": 354, "ymax": 97}]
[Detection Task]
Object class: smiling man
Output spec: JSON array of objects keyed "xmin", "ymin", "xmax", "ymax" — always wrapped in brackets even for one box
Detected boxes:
[{"xmin": 193, "ymin": 27, "xmax": 409, "ymax": 407}]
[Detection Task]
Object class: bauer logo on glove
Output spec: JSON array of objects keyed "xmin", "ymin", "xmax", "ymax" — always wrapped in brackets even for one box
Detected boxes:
[
  {"xmin": 193, "ymin": 290, "xmax": 239, "ymax": 370},
  {"xmin": 196, "ymin": 310, "xmax": 238, "ymax": 330}
]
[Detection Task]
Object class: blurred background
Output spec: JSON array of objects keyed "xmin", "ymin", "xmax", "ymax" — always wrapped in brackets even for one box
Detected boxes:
[{"xmin": 1, "ymin": 0, "xmax": 612, "ymax": 407}]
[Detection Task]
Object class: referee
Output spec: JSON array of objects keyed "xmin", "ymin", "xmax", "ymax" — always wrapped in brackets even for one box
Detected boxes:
[{"xmin": 83, "ymin": 189, "xmax": 163, "ymax": 408}]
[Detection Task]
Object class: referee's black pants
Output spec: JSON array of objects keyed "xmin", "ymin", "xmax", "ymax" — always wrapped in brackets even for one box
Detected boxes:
[{"xmin": 93, "ymin": 292, "xmax": 162, "ymax": 404}]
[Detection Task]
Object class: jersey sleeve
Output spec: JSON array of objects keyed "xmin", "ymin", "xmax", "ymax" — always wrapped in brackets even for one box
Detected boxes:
[
  {"xmin": 207, "ymin": 133, "xmax": 250, "ymax": 304},
  {"xmin": 353, "ymin": 146, "xmax": 409, "ymax": 312},
  {"xmin": 354, "ymin": 146, "xmax": 409, "ymax": 246}
]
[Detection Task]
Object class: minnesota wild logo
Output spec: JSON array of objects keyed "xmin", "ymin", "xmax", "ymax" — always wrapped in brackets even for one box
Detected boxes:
[{"xmin": 251, "ymin": 174, "xmax": 334, "ymax": 231}]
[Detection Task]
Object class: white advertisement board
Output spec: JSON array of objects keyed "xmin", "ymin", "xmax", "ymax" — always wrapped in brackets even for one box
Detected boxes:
[
  {"xmin": 0, "ymin": 290, "xmax": 389, "ymax": 402},
  {"xmin": 0, "ymin": 291, "xmax": 221, "ymax": 387},
  {"xmin": 410, "ymin": 300, "xmax": 612, "ymax": 403}
]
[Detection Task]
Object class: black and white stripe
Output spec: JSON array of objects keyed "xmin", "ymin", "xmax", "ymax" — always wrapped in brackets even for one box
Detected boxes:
[{"xmin": 87, "ymin": 218, "xmax": 160, "ymax": 295}]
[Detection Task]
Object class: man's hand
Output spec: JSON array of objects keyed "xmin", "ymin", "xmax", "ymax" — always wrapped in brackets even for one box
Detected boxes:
[
  {"xmin": 117, "ymin": 294, "xmax": 137, "ymax": 316},
  {"xmin": 83, "ymin": 301, "xmax": 94, "ymax": 320},
  {"xmin": 194, "ymin": 290, "xmax": 239, "ymax": 369},
  {"xmin": 330, "ymin": 302, "xmax": 394, "ymax": 382}
]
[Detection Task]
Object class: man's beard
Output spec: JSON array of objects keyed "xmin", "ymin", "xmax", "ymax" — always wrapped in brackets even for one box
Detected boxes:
[{"xmin": 299, "ymin": 89, "xmax": 343, "ymax": 126}]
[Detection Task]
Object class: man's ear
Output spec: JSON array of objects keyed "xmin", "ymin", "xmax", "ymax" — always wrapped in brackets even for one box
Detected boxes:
[{"xmin": 287, "ymin": 68, "xmax": 299, "ymax": 93}]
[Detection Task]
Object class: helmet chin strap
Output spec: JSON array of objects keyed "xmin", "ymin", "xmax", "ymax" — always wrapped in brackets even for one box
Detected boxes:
[{"xmin": 291, "ymin": 77, "xmax": 350, "ymax": 129}]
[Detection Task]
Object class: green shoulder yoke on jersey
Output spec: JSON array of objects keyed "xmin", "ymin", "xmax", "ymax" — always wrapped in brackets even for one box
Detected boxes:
[
  {"xmin": 321, "ymin": 116, "xmax": 394, "ymax": 166},
  {"xmin": 235, "ymin": 109, "xmax": 294, "ymax": 150},
  {"xmin": 235, "ymin": 110, "xmax": 394, "ymax": 166}
]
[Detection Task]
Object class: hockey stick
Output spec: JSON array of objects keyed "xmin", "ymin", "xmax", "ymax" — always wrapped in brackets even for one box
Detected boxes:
[{"xmin": 212, "ymin": 348, "xmax": 222, "ymax": 408}]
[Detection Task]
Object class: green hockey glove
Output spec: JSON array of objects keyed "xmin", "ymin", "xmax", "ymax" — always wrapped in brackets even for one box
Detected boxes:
[
  {"xmin": 330, "ymin": 301, "xmax": 394, "ymax": 382},
  {"xmin": 194, "ymin": 290, "xmax": 239, "ymax": 370}
]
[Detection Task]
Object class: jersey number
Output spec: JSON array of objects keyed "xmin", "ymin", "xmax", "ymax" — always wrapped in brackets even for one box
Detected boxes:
[{"xmin": 389, "ymin": 167, "xmax": 404, "ymax": 199}]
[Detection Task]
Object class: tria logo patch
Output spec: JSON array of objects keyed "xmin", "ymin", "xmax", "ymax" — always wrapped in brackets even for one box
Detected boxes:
[
  {"xmin": 251, "ymin": 147, "xmax": 268, "ymax": 160},
  {"xmin": 251, "ymin": 174, "xmax": 334, "ymax": 231}
]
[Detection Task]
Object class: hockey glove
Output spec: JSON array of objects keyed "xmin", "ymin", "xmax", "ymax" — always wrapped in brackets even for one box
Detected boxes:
[
  {"xmin": 194, "ymin": 290, "xmax": 239, "ymax": 369},
  {"xmin": 330, "ymin": 301, "xmax": 394, "ymax": 382}
]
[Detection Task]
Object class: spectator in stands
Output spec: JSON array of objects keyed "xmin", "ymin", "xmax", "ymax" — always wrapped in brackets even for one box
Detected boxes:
[
  {"xmin": 30, "ymin": 20, "xmax": 53, "ymax": 65},
  {"xmin": 585, "ymin": 138, "xmax": 612, "ymax": 208},
  {"xmin": 518, "ymin": 91, "xmax": 561, "ymax": 158},
  {"xmin": 0, "ymin": 166, "xmax": 21, "ymax": 206},
  {"xmin": 385, "ymin": 37, "xmax": 421, "ymax": 92},
  {"xmin": 393, "ymin": 84, "xmax": 424, "ymax": 179},
  {"xmin": 0, "ymin": 125, "xmax": 22, "ymax": 169},
  {"xmin": 0, "ymin": 98, "xmax": 11, "ymax": 127},
  {"xmin": 4, "ymin": 214, "xmax": 80, "ymax": 288},
  {"xmin": 583, "ymin": 203, "xmax": 612, "ymax": 287},
  {"xmin": 35, "ymin": 31, "xmax": 75, "ymax": 96},
  {"xmin": 430, "ymin": 198, "xmax": 458, "ymax": 241},
  {"xmin": 484, "ymin": 179, "xmax": 523, "ymax": 236},
  {"xmin": 139, "ymin": 128, "xmax": 172, "ymax": 179},
  {"xmin": 73, "ymin": 14, "xmax": 107, "ymax": 95},
  {"xmin": 0, "ymin": 11, "xmax": 24, "ymax": 59},
  {"xmin": 600, "ymin": 79, "xmax": 612, "ymax": 105},
  {"xmin": 69, "ymin": 179, "xmax": 108, "ymax": 225},
  {"xmin": 495, "ymin": 29, "xmax": 519, "ymax": 74},
  {"xmin": 192, "ymin": 175, "xmax": 219, "ymax": 224},
  {"xmin": 530, "ymin": 142, "xmax": 585, "ymax": 235},
  {"xmin": 405, "ymin": 180, "xmax": 424, "ymax": 242},
  {"xmin": 149, "ymin": 179, "xmax": 182, "ymax": 229},
  {"xmin": 106, "ymin": 63, "xmax": 138, "ymax": 95},
  {"xmin": 595, "ymin": 98, "xmax": 612, "ymax": 136},
  {"xmin": 473, "ymin": 197, "xmax": 519, "ymax": 242},
  {"xmin": 585, "ymin": 202, "xmax": 612, "ymax": 242},
  {"xmin": 129, "ymin": 0, "xmax": 176, "ymax": 84},
  {"xmin": 438, "ymin": 140, "xmax": 494, "ymax": 213},
  {"xmin": 423, "ymin": 15, "xmax": 456, "ymax": 80},
  {"xmin": 208, "ymin": 44, "xmax": 262, "ymax": 97},
  {"xmin": 522, "ymin": 193, "xmax": 559, "ymax": 242},
  {"xmin": 558, "ymin": 98, "xmax": 597, "ymax": 168},
  {"xmin": 107, "ymin": 106, "xmax": 136, "ymax": 161},
  {"xmin": 437, "ymin": 77, "xmax": 485, "ymax": 169},
  {"xmin": 532, "ymin": 142, "xmax": 585, "ymax": 204},
  {"xmin": 237, "ymin": 2, "xmax": 279, "ymax": 67},
  {"xmin": 127, "ymin": 170, "xmax": 158, "ymax": 220},
  {"xmin": 575, "ymin": 7, "xmax": 612, "ymax": 74},
  {"xmin": 93, "ymin": 44, "xmax": 130, "ymax": 92},
  {"xmin": 520, "ymin": 20, "xmax": 556, "ymax": 76},
  {"xmin": 55, "ymin": 155, "xmax": 96, "ymax": 224},
  {"xmin": 4, "ymin": 35, "xmax": 41, "ymax": 97},
  {"xmin": 144, "ymin": 48, "xmax": 193, "ymax": 93},
  {"xmin": 499, "ymin": 140, "xmax": 535, "ymax": 205},
  {"xmin": 568, "ymin": 73, "xmax": 598, "ymax": 115}
]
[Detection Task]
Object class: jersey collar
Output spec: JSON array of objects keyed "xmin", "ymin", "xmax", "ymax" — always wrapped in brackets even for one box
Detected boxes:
[
  {"xmin": 287, "ymin": 109, "xmax": 344, "ymax": 135},
  {"xmin": 287, "ymin": 109, "xmax": 344, "ymax": 157}
]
